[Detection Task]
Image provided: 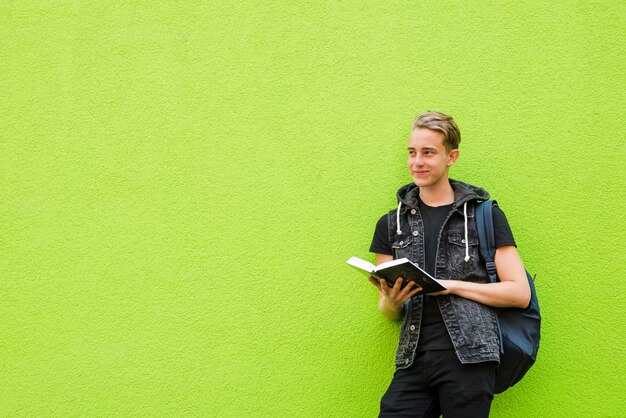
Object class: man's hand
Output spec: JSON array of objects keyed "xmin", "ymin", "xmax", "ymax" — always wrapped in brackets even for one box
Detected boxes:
[{"xmin": 369, "ymin": 276, "xmax": 423, "ymax": 320}]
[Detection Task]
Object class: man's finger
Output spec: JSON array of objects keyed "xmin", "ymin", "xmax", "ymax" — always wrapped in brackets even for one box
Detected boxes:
[
  {"xmin": 400, "ymin": 281, "xmax": 416, "ymax": 296},
  {"xmin": 380, "ymin": 278, "xmax": 390, "ymax": 295},
  {"xmin": 368, "ymin": 277, "xmax": 382, "ymax": 291},
  {"xmin": 407, "ymin": 286, "xmax": 423, "ymax": 299}
]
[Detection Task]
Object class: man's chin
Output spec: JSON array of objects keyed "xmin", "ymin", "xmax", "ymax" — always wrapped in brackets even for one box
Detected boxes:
[{"xmin": 412, "ymin": 177, "xmax": 431, "ymax": 187}]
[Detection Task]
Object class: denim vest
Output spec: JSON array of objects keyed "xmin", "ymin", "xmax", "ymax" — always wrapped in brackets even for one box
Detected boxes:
[{"xmin": 388, "ymin": 181, "xmax": 501, "ymax": 369}]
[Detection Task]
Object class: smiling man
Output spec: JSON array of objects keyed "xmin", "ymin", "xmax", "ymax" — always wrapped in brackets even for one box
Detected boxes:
[{"xmin": 368, "ymin": 111, "xmax": 530, "ymax": 417}]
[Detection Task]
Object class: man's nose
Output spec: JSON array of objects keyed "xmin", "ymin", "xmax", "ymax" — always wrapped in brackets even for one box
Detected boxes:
[{"xmin": 410, "ymin": 156, "xmax": 423, "ymax": 166}]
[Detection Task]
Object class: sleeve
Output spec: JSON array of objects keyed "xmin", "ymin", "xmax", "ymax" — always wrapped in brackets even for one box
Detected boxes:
[
  {"xmin": 493, "ymin": 205, "xmax": 517, "ymax": 248},
  {"xmin": 369, "ymin": 213, "xmax": 393, "ymax": 255}
]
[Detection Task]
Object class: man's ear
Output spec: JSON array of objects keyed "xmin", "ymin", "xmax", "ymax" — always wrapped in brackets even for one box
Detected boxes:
[{"xmin": 447, "ymin": 149, "xmax": 460, "ymax": 166}]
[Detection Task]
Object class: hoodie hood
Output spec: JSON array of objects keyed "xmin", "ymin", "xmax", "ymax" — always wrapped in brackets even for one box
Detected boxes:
[{"xmin": 395, "ymin": 179, "xmax": 490, "ymax": 210}]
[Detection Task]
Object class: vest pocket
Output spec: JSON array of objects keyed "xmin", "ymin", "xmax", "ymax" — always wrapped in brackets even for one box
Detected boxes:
[
  {"xmin": 447, "ymin": 231, "xmax": 479, "ymax": 274},
  {"xmin": 447, "ymin": 231, "xmax": 479, "ymax": 246},
  {"xmin": 391, "ymin": 237, "xmax": 411, "ymax": 259}
]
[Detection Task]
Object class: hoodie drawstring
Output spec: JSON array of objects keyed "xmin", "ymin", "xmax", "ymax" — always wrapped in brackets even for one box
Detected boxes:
[{"xmin": 463, "ymin": 201, "xmax": 470, "ymax": 262}]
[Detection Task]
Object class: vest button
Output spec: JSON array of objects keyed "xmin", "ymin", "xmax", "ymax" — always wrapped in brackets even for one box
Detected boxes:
[
  {"xmin": 410, "ymin": 209, "xmax": 416, "ymax": 215},
  {"xmin": 412, "ymin": 230, "xmax": 419, "ymax": 236}
]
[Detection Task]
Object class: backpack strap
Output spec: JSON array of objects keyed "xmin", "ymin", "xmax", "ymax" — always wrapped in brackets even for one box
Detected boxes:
[
  {"xmin": 475, "ymin": 200, "xmax": 498, "ymax": 284},
  {"xmin": 475, "ymin": 199, "xmax": 505, "ymax": 353}
]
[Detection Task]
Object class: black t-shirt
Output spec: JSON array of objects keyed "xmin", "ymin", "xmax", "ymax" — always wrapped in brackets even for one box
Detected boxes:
[
  {"xmin": 369, "ymin": 199, "xmax": 516, "ymax": 351},
  {"xmin": 415, "ymin": 200, "xmax": 457, "ymax": 350}
]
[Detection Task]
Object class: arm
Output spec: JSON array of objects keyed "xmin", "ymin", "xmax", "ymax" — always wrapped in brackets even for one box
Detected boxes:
[
  {"xmin": 368, "ymin": 253, "xmax": 423, "ymax": 320},
  {"xmin": 430, "ymin": 246, "xmax": 531, "ymax": 308}
]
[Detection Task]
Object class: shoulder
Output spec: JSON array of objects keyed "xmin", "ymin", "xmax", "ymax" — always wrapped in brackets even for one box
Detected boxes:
[
  {"xmin": 490, "ymin": 202, "xmax": 517, "ymax": 247},
  {"xmin": 476, "ymin": 200, "xmax": 512, "ymax": 226},
  {"xmin": 492, "ymin": 203, "xmax": 509, "ymax": 220},
  {"xmin": 375, "ymin": 212, "xmax": 391, "ymax": 230},
  {"xmin": 370, "ymin": 212, "xmax": 394, "ymax": 255}
]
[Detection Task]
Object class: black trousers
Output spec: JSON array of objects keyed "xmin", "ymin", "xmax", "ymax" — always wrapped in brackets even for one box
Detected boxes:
[{"xmin": 379, "ymin": 349, "xmax": 497, "ymax": 418}]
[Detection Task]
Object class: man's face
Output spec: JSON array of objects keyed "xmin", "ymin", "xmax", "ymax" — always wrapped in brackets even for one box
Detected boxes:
[{"xmin": 407, "ymin": 128, "xmax": 459, "ymax": 189}]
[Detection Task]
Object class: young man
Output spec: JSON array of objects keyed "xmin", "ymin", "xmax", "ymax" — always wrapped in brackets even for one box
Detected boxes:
[{"xmin": 368, "ymin": 111, "xmax": 530, "ymax": 417}]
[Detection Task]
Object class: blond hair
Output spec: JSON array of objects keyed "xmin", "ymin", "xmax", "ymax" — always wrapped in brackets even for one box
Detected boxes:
[{"xmin": 412, "ymin": 111, "xmax": 461, "ymax": 150}]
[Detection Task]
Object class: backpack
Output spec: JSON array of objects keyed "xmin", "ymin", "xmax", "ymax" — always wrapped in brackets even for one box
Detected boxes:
[{"xmin": 475, "ymin": 200, "xmax": 541, "ymax": 393}]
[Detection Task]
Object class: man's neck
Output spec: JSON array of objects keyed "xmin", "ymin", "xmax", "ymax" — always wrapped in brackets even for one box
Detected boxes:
[{"xmin": 418, "ymin": 180, "xmax": 455, "ymax": 207}]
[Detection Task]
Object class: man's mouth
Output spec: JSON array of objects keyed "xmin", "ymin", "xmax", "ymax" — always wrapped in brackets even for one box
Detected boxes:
[{"xmin": 413, "ymin": 170, "xmax": 428, "ymax": 176}]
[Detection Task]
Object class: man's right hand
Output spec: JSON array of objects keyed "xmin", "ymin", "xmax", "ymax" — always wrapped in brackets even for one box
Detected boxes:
[{"xmin": 368, "ymin": 276, "xmax": 423, "ymax": 320}]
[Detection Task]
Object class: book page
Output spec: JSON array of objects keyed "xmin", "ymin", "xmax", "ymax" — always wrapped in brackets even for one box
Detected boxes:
[
  {"xmin": 346, "ymin": 256, "xmax": 375, "ymax": 273},
  {"xmin": 375, "ymin": 257, "xmax": 410, "ymax": 271}
]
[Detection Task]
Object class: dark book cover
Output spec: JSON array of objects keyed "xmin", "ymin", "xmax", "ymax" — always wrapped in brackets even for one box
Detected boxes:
[{"xmin": 347, "ymin": 256, "xmax": 447, "ymax": 294}]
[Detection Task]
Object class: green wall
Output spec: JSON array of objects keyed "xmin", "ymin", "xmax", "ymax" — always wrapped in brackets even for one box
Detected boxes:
[{"xmin": 2, "ymin": 1, "xmax": 624, "ymax": 416}]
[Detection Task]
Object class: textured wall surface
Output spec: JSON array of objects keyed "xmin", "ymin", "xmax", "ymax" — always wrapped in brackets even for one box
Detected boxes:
[{"xmin": 1, "ymin": 1, "xmax": 624, "ymax": 416}]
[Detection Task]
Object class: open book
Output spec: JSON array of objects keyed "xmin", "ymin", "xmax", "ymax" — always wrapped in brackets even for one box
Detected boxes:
[{"xmin": 347, "ymin": 256, "xmax": 447, "ymax": 294}]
